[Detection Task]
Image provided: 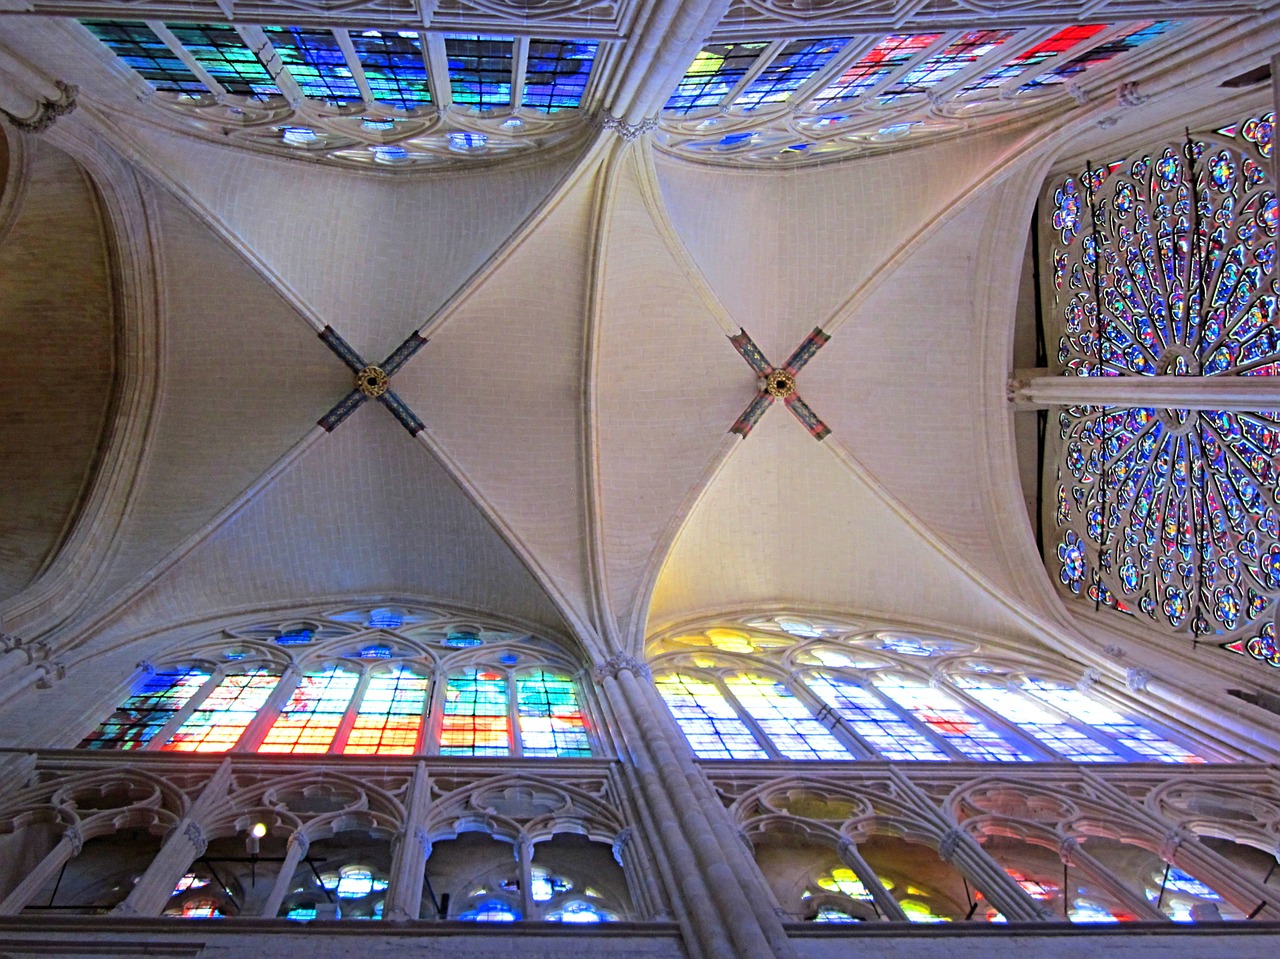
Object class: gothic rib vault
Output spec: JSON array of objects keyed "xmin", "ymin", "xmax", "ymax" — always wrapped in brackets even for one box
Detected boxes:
[
  {"xmin": 0, "ymin": 0, "xmax": 1279, "ymax": 751},
  {"xmin": 2, "ymin": 12, "xmax": 1280, "ymax": 947}
]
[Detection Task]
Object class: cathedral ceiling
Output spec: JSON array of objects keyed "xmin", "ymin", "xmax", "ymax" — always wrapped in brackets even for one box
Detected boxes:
[{"xmin": 0, "ymin": 0, "xmax": 1276, "ymax": 686}]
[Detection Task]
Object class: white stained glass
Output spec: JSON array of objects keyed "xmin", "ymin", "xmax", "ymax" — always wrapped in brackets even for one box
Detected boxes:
[
  {"xmin": 952, "ymin": 677, "xmax": 1123, "ymax": 762},
  {"xmin": 725, "ymin": 675, "xmax": 852, "ymax": 760},
  {"xmin": 871, "ymin": 676, "xmax": 1034, "ymax": 761},
  {"xmin": 804, "ymin": 674, "xmax": 948, "ymax": 760},
  {"xmin": 655, "ymin": 674, "xmax": 768, "ymax": 759},
  {"xmin": 1020, "ymin": 678, "xmax": 1204, "ymax": 763}
]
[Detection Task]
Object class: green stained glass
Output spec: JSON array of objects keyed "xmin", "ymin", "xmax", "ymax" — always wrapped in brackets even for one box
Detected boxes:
[
  {"xmin": 441, "ymin": 667, "xmax": 509, "ymax": 756},
  {"xmin": 517, "ymin": 669, "xmax": 590, "ymax": 757}
]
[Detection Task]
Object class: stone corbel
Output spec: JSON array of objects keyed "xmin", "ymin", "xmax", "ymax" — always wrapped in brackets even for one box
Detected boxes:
[
  {"xmin": 600, "ymin": 114, "xmax": 658, "ymax": 141},
  {"xmin": 1, "ymin": 80, "xmax": 77, "ymax": 133},
  {"xmin": 34, "ymin": 661, "xmax": 66, "ymax": 688}
]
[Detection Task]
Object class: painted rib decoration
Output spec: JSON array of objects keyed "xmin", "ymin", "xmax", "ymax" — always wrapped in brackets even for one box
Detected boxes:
[
  {"xmin": 318, "ymin": 326, "xmax": 428, "ymax": 435},
  {"xmin": 729, "ymin": 327, "xmax": 831, "ymax": 440}
]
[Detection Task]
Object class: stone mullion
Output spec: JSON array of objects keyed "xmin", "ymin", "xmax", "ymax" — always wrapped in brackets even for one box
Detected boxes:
[
  {"xmin": 112, "ymin": 759, "xmax": 234, "ymax": 916},
  {"xmin": 328, "ymin": 667, "xmax": 375, "ymax": 755},
  {"xmin": 1061, "ymin": 837, "xmax": 1167, "ymax": 920},
  {"xmin": 258, "ymin": 831, "xmax": 312, "ymax": 918},
  {"xmin": 516, "ymin": 835, "xmax": 536, "ymax": 919},
  {"xmin": 787, "ymin": 675, "xmax": 876, "ymax": 759},
  {"xmin": 1081, "ymin": 769, "xmax": 1280, "ymax": 919},
  {"xmin": 142, "ymin": 667, "xmax": 227, "ymax": 752},
  {"xmin": 614, "ymin": 663, "xmax": 795, "ymax": 959},
  {"xmin": 595, "ymin": 666, "xmax": 750, "ymax": 959},
  {"xmin": 384, "ymin": 761, "xmax": 431, "ymax": 921},
  {"xmin": 888, "ymin": 768, "xmax": 1048, "ymax": 922},
  {"xmin": 1009, "ymin": 372, "xmax": 1280, "ymax": 412},
  {"xmin": 0, "ymin": 827, "xmax": 82, "ymax": 915},
  {"xmin": 835, "ymin": 837, "xmax": 908, "ymax": 921},
  {"xmin": 234, "ymin": 665, "xmax": 302, "ymax": 753}
]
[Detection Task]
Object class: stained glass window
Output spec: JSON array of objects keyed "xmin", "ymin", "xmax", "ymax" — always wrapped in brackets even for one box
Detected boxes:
[
  {"xmin": 440, "ymin": 667, "xmax": 510, "ymax": 756},
  {"xmin": 163, "ymin": 668, "xmax": 280, "ymax": 752},
  {"xmin": 952, "ymin": 676, "xmax": 1124, "ymax": 762},
  {"xmin": 731, "ymin": 38, "xmax": 851, "ymax": 109},
  {"xmin": 343, "ymin": 666, "xmax": 428, "ymax": 755},
  {"xmin": 79, "ymin": 21, "xmax": 206, "ymax": 94},
  {"xmin": 164, "ymin": 23, "xmax": 280, "ymax": 99},
  {"xmin": 654, "ymin": 673, "xmax": 768, "ymax": 759},
  {"xmin": 264, "ymin": 26, "xmax": 361, "ymax": 104},
  {"xmin": 878, "ymin": 30, "xmax": 1017, "ymax": 102},
  {"xmin": 517, "ymin": 669, "xmax": 591, "ymax": 757},
  {"xmin": 459, "ymin": 900, "xmax": 520, "ymax": 921},
  {"xmin": 665, "ymin": 43, "xmax": 770, "ymax": 113},
  {"xmin": 1047, "ymin": 114, "xmax": 1279, "ymax": 652},
  {"xmin": 867, "ymin": 676, "xmax": 1035, "ymax": 761},
  {"xmin": 724, "ymin": 675, "xmax": 852, "ymax": 759},
  {"xmin": 446, "ymin": 35, "xmax": 513, "ymax": 109},
  {"xmin": 349, "ymin": 30, "xmax": 432, "ymax": 108},
  {"xmin": 80, "ymin": 667, "xmax": 211, "ymax": 749},
  {"xmin": 259, "ymin": 667, "xmax": 360, "ymax": 754},
  {"xmin": 961, "ymin": 24, "xmax": 1107, "ymax": 93},
  {"xmin": 522, "ymin": 39, "xmax": 597, "ymax": 112},
  {"xmin": 816, "ymin": 866, "xmax": 875, "ymax": 901},
  {"xmin": 1020, "ymin": 678, "xmax": 1203, "ymax": 762},
  {"xmin": 811, "ymin": 33, "xmax": 941, "ymax": 105},
  {"xmin": 803, "ymin": 674, "xmax": 949, "ymax": 760},
  {"xmin": 1022, "ymin": 21, "xmax": 1178, "ymax": 89}
]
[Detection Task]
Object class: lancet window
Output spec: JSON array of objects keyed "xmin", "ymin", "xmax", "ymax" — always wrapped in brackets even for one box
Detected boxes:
[
  {"xmin": 656, "ymin": 21, "xmax": 1183, "ymax": 165},
  {"xmin": 77, "ymin": 20, "xmax": 600, "ymax": 169},
  {"xmin": 77, "ymin": 606, "xmax": 595, "ymax": 758},
  {"xmin": 1042, "ymin": 110, "xmax": 1279, "ymax": 670},
  {"xmin": 648, "ymin": 617, "xmax": 1213, "ymax": 763}
]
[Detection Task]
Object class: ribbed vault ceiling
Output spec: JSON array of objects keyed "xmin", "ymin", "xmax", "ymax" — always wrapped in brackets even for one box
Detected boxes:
[{"xmin": 0, "ymin": 0, "xmax": 1276, "ymax": 689}]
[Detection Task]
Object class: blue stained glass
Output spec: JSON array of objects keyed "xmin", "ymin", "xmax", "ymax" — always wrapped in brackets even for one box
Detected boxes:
[
  {"xmin": 522, "ymin": 39, "xmax": 597, "ymax": 112},
  {"xmin": 665, "ymin": 43, "xmax": 769, "ymax": 114},
  {"xmin": 732, "ymin": 37, "xmax": 850, "ymax": 109},
  {"xmin": 878, "ymin": 30, "xmax": 1017, "ymax": 102},
  {"xmin": 1050, "ymin": 116, "xmax": 1280, "ymax": 648},
  {"xmin": 165, "ymin": 23, "xmax": 280, "ymax": 100},
  {"xmin": 349, "ymin": 30, "xmax": 432, "ymax": 108},
  {"xmin": 446, "ymin": 35, "xmax": 513, "ymax": 109},
  {"xmin": 265, "ymin": 26, "xmax": 361, "ymax": 104},
  {"xmin": 80, "ymin": 20, "xmax": 207, "ymax": 94}
]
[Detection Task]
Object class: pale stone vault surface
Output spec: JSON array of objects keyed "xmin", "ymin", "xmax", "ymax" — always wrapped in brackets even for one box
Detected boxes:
[{"xmin": 0, "ymin": 1, "xmax": 1279, "ymax": 957}]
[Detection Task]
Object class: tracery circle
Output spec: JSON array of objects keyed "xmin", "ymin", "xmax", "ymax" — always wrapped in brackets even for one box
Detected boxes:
[{"xmin": 1047, "ymin": 112, "xmax": 1280, "ymax": 647}]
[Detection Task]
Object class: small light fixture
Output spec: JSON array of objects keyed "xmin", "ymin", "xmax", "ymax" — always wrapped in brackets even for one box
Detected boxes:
[{"xmin": 251, "ymin": 822, "xmax": 268, "ymax": 839}]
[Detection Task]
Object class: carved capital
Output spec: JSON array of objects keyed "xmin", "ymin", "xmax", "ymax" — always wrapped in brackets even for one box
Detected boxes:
[
  {"xmin": 64, "ymin": 825, "xmax": 84, "ymax": 857},
  {"xmin": 287, "ymin": 831, "xmax": 310, "ymax": 857},
  {"xmin": 137, "ymin": 660, "xmax": 156, "ymax": 677},
  {"xmin": 1125, "ymin": 667, "xmax": 1151, "ymax": 692},
  {"xmin": 184, "ymin": 821, "xmax": 208, "ymax": 857},
  {"xmin": 1160, "ymin": 828, "xmax": 1187, "ymax": 862},
  {"xmin": 35, "ymin": 660, "xmax": 66, "ymax": 688},
  {"xmin": 593, "ymin": 654, "xmax": 651, "ymax": 683},
  {"xmin": 938, "ymin": 828, "xmax": 964, "ymax": 862},
  {"xmin": 1117, "ymin": 82, "xmax": 1150, "ymax": 108},
  {"xmin": 1, "ymin": 80, "xmax": 77, "ymax": 133},
  {"xmin": 415, "ymin": 826, "xmax": 432, "ymax": 860},
  {"xmin": 1066, "ymin": 84, "xmax": 1088, "ymax": 106},
  {"xmin": 1102, "ymin": 645, "xmax": 1126, "ymax": 659},
  {"xmin": 1076, "ymin": 666, "xmax": 1102, "ymax": 694},
  {"xmin": 600, "ymin": 114, "xmax": 658, "ymax": 141},
  {"xmin": 611, "ymin": 827, "xmax": 633, "ymax": 868},
  {"xmin": 1058, "ymin": 835, "xmax": 1079, "ymax": 864}
]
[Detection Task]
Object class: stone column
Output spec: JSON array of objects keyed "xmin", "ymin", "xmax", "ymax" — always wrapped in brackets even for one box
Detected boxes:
[
  {"xmin": 836, "ymin": 837, "xmax": 908, "ymax": 921},
  {"xmin": 605, "ymin": 657, "xmax": 787, "ymax": 959},
  {"xmin": 383, "ymin": 761, "xmax": 430, "ymax": 921},
  {"xmin": 0, "ymin": 826, "xmax": 81, "ymax": 915},
  {"xmin": 259, "ymin": 831, "xmax": 311, "ymax": 919},
  {"xmin": 112, "ymin": 759, "xmax": 234, "ymax": 916},
  {"xmin": 595, "ymin": 661, "xmax": 747, "ymax": 959}
]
